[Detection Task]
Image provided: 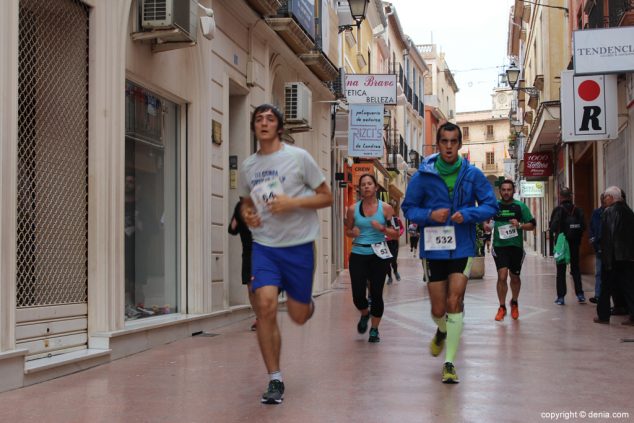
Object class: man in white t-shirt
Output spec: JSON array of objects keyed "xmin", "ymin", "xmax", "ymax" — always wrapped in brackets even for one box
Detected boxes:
[{"xmin": 240, "ymin": 104, "xmax": 332, "ymax": 404}]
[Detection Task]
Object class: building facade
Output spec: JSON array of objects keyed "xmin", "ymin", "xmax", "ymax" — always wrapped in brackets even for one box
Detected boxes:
[
  {"xmin": 0, "ymin": 0, "xmax": 339, "ymax": 392},
  {"xmin": 507, "ymin": 0, "xmax": 633, "ymax": 268}
]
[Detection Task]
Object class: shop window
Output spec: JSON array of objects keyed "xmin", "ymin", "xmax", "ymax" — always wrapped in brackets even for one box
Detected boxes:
[{"xmin": 124, "ymin": 81, "xmax": 180, "ymax": 320}]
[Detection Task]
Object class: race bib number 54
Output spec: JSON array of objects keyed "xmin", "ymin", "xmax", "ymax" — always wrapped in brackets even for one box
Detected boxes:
[
  {"xmin": 250, "ymin": 177, "xmax": 284, "ymax": 214},
  {"xmin": 424, "ymin": 226, "xmax": 456, "ymax": 251}
]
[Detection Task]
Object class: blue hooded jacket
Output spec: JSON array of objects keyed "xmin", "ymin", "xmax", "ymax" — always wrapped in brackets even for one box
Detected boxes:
[{"xmin": 402, "ymin": 154, "xmax": 498, "ymax": 259}]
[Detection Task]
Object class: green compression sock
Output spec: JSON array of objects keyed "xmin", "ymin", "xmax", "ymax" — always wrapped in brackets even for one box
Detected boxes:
[
  {"xmin": 445, "ymin": 312, "xmax": 464, "ymax": 363},
  {"xmin": 432, "ymin": 314, "xmax": 447, "ymax": 333}
]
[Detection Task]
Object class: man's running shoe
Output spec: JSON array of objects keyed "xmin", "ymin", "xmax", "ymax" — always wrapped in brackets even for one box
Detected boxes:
[
  {"xmin": 357, "ymin": 313, "xmax": 370, "ymax": 334},
  {"xmin": 510, "ymin": 301, "xmax": 519, "ymax": 320},
  {"xmin": 441, "ymin": 362, "xmax": 459, "ymax": 384},
  {"xmin": 429, "ymin": 328, "xmax": 446, "ymax": 357},
  {"xmin": 495, "ymin": 306, "xmax": 506, "ymax": 321},
  {"xmin": 395, "ymin": 272, "xmax": 401, "ymax": 281},
  {"xmin": 250, "ymin": 320, "xmax": 258, "ymax": 331},
  {"xmin": 577, "ymin": 294, "xmax": 586, "ymax": 304},
  {"xmin": 554, "ymin": 297, "xmax": 565, "ymax": 306},
  {"xmin": 368, "ymin": 327, "xmax": 380, "ymax": 343},
  {"xmin": 387, "ymin": 276, "xmax": 393, "ymax": 285},
  {"xmin": 261, "ymin": 379, "xmax": 284, "ymax": 404},
  {"xmin": 589, "ymin": 297, "xmax": 598, "ymax": 304}
]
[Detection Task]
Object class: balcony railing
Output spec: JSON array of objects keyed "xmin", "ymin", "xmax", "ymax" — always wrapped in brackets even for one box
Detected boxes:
[{"xmin": 609, "ymin": 0, "xmax": 634, "ymax": 26}]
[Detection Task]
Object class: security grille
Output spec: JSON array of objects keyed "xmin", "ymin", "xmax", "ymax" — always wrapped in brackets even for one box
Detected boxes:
[{"xmin": 17, "ymin": 0, "xmax": 89, "ymax": 309}]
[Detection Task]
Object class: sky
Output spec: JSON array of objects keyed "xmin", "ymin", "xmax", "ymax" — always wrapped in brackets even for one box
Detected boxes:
[{"xmin": 388, "ymin": 0, "xmax": 516, "ymax": 112}]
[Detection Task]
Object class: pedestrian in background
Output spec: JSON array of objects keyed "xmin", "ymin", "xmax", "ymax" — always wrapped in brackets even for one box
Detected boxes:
[
  {"xmin": 594, "ymin": 186, "xmax": 634, "ymax": 325},
  {"xmin": 549, "ymin": 187, "xmax": 586, "ymax": 305},
  {"xmin": 408, "ymin": 222, "xmax": 420, "ymax": 255},
  {"xmin": 588, "ymin": 194, "xmax": 606, "ymax": 304},
  {"xmin": 228, "ymin": 200, "xmax": 256, "ymax": 330}
]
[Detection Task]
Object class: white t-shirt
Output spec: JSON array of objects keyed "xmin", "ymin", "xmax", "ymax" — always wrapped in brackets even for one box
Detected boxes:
[{"xmin": 240, "ymin": 143, "xmax": 326, "ymax": 247}]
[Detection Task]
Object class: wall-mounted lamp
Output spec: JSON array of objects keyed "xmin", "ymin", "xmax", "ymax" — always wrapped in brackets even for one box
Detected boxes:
[
  {"xmin": 196, "ymin": 2, "xmax": 215, "ymax": 41},
  {"xmin": 512, "ymin": 122, "xmax": 524, "ymax": 134},
  {"xmin": 383, "ymin": 110, "xmax": 391, "ymax": 129},
  {"xmin": 338, "ymin": 0, "xmax": 370, "ymax": 33},
  {"xmin": 408, "ymin": 149, "xmax": 420, "ymax": 168},
  {"xmin": 506, "ymin": 62, "xmax": 539, "ymax": 97}
]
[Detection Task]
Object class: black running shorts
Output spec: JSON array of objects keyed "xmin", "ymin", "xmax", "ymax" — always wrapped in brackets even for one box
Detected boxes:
[
  {"xmin": 492, "ymin": 246, "xmax": 525, "ymax": 275},
  {"xmin": 422, "ymin": 257, "xmax": 473, "ymax": 283}
]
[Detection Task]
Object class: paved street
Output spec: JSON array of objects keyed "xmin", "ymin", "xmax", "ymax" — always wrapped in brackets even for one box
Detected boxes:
[{"xmin": 0, "ymin": 250, "xmax": 632, "ymax": 423}]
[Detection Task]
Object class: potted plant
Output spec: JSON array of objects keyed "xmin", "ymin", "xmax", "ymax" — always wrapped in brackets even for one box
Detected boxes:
[{"xmin": 470, "ymin": 223, "xmax": 486, "ymax": 279}]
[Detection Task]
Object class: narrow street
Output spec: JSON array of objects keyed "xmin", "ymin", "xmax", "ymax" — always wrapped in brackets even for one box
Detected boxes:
[{"xmin": 0, "ymin": 250, "xmax": 631, "ymax": 423}]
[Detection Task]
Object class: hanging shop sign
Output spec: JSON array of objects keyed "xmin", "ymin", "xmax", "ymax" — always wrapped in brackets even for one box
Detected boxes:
[
  {"xmin": 561, "ymin": 70, "xmax": 618, "ymax": 142},
  {"xmin": 345, "ymin": 74, "xmax": 397, "ymax": 105},
  {"xmin": 348, "ymin": 104, "xmax": 384, "ymax": 158},
  {"xmin": 520, "ymin": 181, "xmax": 545, "ymax": 198},
  {"xmin": 573, "ymin": 27, "xmax": 634, "ymax": 75},
  {"xmin": 523, "ymin": 152, "xmax": 553, "ymax": 178},
  {"xmin": 351, "ymin": 163, "xmax": 375, "ymax": 186}
]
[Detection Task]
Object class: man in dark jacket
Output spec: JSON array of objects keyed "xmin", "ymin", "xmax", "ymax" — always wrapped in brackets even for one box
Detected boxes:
[
  {"xmin": 588, "ymin": 194, "xmax": 605, "ymax": 303},
  {"xmin": 549, "ymin": 187, "xmax": 586, "ymax": 305},
  {"xmin": 594, "ymin": 186, "xmax": 634, "ymax": 325}
]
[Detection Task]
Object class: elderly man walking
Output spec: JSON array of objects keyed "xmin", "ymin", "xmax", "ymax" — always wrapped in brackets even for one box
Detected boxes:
[{"xmin": 594, "ymin": 186, "xmax": 634, "ymax": 325}]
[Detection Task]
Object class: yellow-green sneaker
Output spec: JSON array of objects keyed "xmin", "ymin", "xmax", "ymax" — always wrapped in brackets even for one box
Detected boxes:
[
  {"xmin": 441, "ymin": 362, "xmax": 459, "ymax": 384},
  {"xmin": 429, "ymin": 328, "xmax": 446, "ymax": 357}
]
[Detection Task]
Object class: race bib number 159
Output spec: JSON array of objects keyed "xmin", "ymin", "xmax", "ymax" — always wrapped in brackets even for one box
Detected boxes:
[{"xmin": 424, "ymin": 226, "xmax": 457, "ymax": 251}]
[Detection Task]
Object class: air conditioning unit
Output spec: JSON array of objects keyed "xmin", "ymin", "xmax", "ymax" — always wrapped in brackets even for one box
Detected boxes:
[
  {"xmin": 140, "ymin": 0, "xmax": 198, "ymax": 43},
  {"xmin": 284, "ymin": 82, "xmax": 312, "ymax": 128}
]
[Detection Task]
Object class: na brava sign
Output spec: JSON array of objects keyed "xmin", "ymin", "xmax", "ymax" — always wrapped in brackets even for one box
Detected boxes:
[{"xmin": 345, "ymin": 74, "xmax": 397, "ymax": 105}]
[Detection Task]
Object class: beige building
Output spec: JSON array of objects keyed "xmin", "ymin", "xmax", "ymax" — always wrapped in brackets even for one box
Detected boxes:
[
  {"xmin": 0, "ymin": 0, "xmax": 338, "ymax": 391},
  {"xmin": 456, "ymin": 88, "xmax": 513, "ymax": 190},
  {"xmin": 419, "ymin": 44, "xmax": 459, "ymax": 156}
]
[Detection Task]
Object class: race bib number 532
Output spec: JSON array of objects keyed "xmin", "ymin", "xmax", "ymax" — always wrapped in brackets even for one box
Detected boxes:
[{"xmin": 424, "ymin": 226, "xmax": 456, "ymax": 251}]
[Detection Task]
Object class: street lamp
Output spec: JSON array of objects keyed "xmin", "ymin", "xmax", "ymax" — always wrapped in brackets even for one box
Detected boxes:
[
  {"xmin": 349, "ymin": 0, "xmax": 369, "ymax": 24},
  {"xmin": 408, "ymin": 149, "xmax": 419, "ymax": 168},
  {"xmin": 505, "ymin": 62, "xmax": 540, "ymax": 97},
  {"xmin": 338, "ymin": 0, "xmax": 369, "ymax": 32}
]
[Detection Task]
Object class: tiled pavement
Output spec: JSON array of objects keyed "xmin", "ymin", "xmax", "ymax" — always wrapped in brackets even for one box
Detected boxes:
[{"xmin": 0, "ymin": 250, "xmax": 632, "ymax": 423}]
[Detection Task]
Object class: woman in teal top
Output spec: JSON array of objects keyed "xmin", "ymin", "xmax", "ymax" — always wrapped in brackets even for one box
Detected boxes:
[{"xmin": 345, "ymin": 174, "xmax": 400, "ymax": 342}]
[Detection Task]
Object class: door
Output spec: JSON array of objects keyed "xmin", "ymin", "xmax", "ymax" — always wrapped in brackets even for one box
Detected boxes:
[{"xmin": 16, "ymin": 0, "xmax": 90, "ymax": 360}]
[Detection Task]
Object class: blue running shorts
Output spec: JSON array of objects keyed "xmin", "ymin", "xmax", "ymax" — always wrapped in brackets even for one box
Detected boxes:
[{"xmin": 251, "ymin": 241, "xmax": 315, "ymax": 304}]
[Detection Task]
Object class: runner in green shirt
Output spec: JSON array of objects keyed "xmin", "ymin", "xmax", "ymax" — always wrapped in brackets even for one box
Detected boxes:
[{"xmin": 490, "ymin": 180, "xmax": 536, "ymax": 321}]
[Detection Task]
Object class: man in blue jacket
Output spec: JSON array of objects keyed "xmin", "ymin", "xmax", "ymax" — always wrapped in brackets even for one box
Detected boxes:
[{"xmin": 402, "ymin": 122, "xmax": 498, "ymax": 384}]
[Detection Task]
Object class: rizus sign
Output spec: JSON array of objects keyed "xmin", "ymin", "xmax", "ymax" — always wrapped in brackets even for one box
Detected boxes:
[
  {"xmin": 561, "ymin": 70, "xmax": 618, "ymax": 142},
  {"xmin": 523, "ymin": 152, "xmax": 552, "ymax": 178}
]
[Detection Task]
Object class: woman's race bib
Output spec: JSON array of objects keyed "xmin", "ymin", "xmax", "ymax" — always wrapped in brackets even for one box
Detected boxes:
[
  {"xmin": 424, "ymin": 226, "xmax": 456, "ymax": 251},
  {"xmin": 371, "ymin": 241, "xmax": 393, "ymax": 259},
  {"xmin": 498, "ymin": 224, "xmax": 518, "ymax": 240}
]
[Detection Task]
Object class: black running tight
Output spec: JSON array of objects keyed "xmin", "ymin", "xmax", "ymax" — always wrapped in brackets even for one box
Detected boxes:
[{"xmin": 349, "ymin": 253, "xmax": 389, "ymax": 317}]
